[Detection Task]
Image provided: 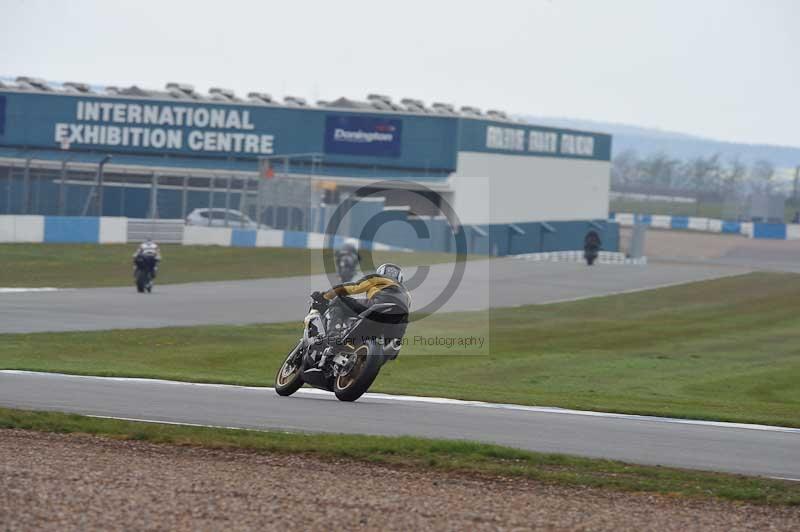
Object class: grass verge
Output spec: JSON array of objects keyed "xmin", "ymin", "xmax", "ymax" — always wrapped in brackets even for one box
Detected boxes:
[
  {"xmin": 1, "ymin": 407, "xmax": 797, "ymax": 506},
  {"xmin": 0, "ymin": 243, "xmax": 464, "ymax": 288},
  {"xmin": 3, "ymin": 273, "xmax": 800, "ymax": 427}
]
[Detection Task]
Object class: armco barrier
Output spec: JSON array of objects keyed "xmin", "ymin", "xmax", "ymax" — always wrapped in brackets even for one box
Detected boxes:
[
  {"xmin": 231, "ymin": 228, "xmax": 257, "ymax": 247},
  {"xmin": 43, "ymin": 216, "xmax": 99, "ymax": 243},
  {"xmin": 611, "ymin": 212, "xmax": 800, "ymax": 240},
  {"xmin": 0, "ymin": 215, "xmax": 45, "ymax": 242},
  {"xmin": 183, "ymin": 225, "xmax": 231, "ymax": 246},
  {"xmin": 669, "ymin": 216, "xmax": 689, "ymax": 230},
  {"xmin": 514, "ymin": 250, "xmax": 647, "ymax": 265},
  {"xmin": 0, "ymin": 215, "xmax": 410, "ymax": 251},
  {"xmin": 127, "ymin": 219, "xmax": 182, "ymax": 244},
  {"xmin": 753, "ymin": 223, "xmax": 787, "ymax": 240},
  {"xmin": 99, "ymin": 217, "xmax": 128, "ymax": 243},
  {"xmin": 0, "ymin": 215, "xmax": 128, "ymax": 244},
  {"xmin": 181, "ymin": 224, "xmax": 408, "ymax": 251}
]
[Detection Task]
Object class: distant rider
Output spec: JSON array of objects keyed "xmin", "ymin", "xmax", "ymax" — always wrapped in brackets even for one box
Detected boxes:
[
  {"xmin": 133, "ymin": 238, "xmax": 162, "ymax": 278},
  {"xmin": 312, "ymin": 263, "xmax": 410, "ymax": 346},
  {"xmin": 583, "ymin": 230, "xmax": 602, "ymax": 266},
  {"xmin": 334, "ymin": 238, "xmax": 361, "ymax": 282}
]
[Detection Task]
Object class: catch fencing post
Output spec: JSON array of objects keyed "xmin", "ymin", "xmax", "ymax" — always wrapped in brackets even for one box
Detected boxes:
[
  {"xmin": 97, "ymin": 155, "xmax": 111, "ymax": 216},
  {"xmin": 22, "ymin": 158, "xmax": 31, "ymax": 214},
  {"xmin": 33, "ymin": 171, "xmax": 41, "ymax": 214},
  {"xmin": 119, "ymin": 169, "xmax": 127, "ymax": 217},
  {"xmin": 149, "ymin": 172, "xmax": 159, "ymax": 219},
  {"xmin": 4, "ymin": 164, "xmax": 11, "ymax": 214},
  {"xmin": 224, "ymin": 175, "xmax": 232, "ymax": 226},
  {"xmin": 58, "ymin": 160, "xmax": 68, "ymax": 215},
  {"xmin": 629, "ymin": 221, "xmax": 647, "ymax": 259},
  {"xmin": 181, "ymin": 175, "xmax": 189, "ymax": 220},
  {"xmin": 207, "ymin": 176, "xmax": 215, "ymax": 225}
]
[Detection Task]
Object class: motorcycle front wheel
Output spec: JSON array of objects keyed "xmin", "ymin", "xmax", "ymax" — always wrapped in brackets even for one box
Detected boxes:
[
  {"xmin": 275, "ymin": 340, "xmax": 304, "ymax": 396},
  {"xmin": 334, "ymin": 341, "xmax": 384, "ymax": 402}
]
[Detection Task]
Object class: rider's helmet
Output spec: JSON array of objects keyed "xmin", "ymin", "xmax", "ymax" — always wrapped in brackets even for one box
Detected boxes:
[
  {"xmin": 342, "ymin": 238, "xmax": 359, "ymax": 253},
  {"xmin": 376, "ymin": 263, "xmax": 404, "ymax": 284}
]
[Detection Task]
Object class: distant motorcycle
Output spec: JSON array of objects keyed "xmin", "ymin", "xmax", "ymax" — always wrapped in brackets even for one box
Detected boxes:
[
  {"xmin": 584, "ymin": 231, "xmax": 602, "ymax": 266},
  {"xmin": 584, "ymin": 245, "xmax": 599, "ymax": 266},
  {"xmin": 275, "ymin": 293, "xmax": 402, "ymax": 402},
  {"xmin": 335, "ymin": 252, "xmax": 358, "ymax": 283},
  {"xmin": 133, "ymin": 255, "xmax": 156, "ymax": 293}
]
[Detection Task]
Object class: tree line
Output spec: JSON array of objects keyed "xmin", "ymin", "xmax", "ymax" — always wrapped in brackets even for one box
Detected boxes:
[{"xmin": 611, "ymin": 150, "xmax": 777, "ymax": 198}]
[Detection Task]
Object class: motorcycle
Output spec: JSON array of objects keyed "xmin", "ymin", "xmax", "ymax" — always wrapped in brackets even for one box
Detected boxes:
[
  {"xmin": 584, "ymin": 231, "xmax": 602, "ymax": 266},
  {"xmin": 134, "ymin": 255, "xmax": 156, "ymax": 293},
  {"xmin": 584, "ymin": 244, "xmax": 599, "ymax": 266},
  {"xmin": 335, "ymin": 253, "xmax": 358, "ymax": 283},
  {"xmin": 275, "ymin": 293, "xmax": 402, "ymax": 402}
]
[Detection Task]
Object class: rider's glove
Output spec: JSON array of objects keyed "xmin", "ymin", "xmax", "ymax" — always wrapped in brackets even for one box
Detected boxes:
[{"xmin": 311, "ymin": 291, "xmax": 327, "ymax": 303}]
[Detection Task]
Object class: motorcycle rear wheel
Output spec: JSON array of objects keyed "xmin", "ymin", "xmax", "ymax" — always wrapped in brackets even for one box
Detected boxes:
[
  {"xmin": 334, "ymin": 341, "xmax": 383, "ymax": 402},
  {"xmin": 135, "ymin": 271, "xmax": 148, "ymax": 293},
  {"xmin": 275, "ymin": 341, "xmax": 304, "ymax": 396}
]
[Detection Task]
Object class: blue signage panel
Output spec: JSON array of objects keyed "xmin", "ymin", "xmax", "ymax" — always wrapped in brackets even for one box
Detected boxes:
[
  {"xmin": 457, "ymin": 118, "xmax": 612, "ymax": 162},
  {"xmin": 0, "ymin": 91, "xmax": 456, "ymax": 173},
  {"xmin": 0, "ymin": 95, "xmax": 6, "ymax": 135},
  {"xmin": 324, "ymin": 114, "xmax": 402, "ymax": 158}
]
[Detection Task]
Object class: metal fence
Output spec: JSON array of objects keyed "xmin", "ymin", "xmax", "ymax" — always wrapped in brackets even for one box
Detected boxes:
[
  {"xmin": 0, "ymin": 157, "xmax": 321, "ymax": 232},
  {"xmin": 127, "ymin": 219, "xmax": 184, "ymax": 243}
]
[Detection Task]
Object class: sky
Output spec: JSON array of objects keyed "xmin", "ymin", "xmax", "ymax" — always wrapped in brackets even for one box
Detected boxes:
[{"xmin": 1, "ymin": 0, "xmax": 798, "ymax": 146}]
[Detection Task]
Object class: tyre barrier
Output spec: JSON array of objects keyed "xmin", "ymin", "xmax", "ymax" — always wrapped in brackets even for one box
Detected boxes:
[{"xmin": 513, "ymin": 250, "xmax": 647, "ymax": 265}]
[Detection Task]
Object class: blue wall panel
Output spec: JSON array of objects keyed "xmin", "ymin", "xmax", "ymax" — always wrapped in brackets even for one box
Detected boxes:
[
  {"xmin": 753, "ymin": 223, "xmax": 787, "ymax": 239},
  {"xmin": 44, "ymin": 216, "xmax": 99, "ymax": 243},
  {"xmin": 231, "ymin": 228, "xmax": 257, "ymax": 247},
  {"xmin": 721, "ymin": 221, "xmax": 741, "ymax": 234},
  {"xmin": 670, "ymin": 216, "xmax": 689, "ymax": 230},
  {"xmin": 283, "ymin": 230, "xmax": 308, "ymax": 248},
  {"xmin": 367, "ymin": 215, "xmax": 619, "ymax": 256}
]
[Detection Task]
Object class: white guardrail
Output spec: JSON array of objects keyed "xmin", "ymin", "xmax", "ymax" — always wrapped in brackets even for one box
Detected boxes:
[
  {"xmin": 0, "ymin": 215, "xmax": 409, "ymax": 251},
  {"xmin": 514, "ymin": 250, "xmax": 647, "ymax": 265},
  {"xmin": 611, "ymin": 213, "xmax": 800, "ymax": 240}
]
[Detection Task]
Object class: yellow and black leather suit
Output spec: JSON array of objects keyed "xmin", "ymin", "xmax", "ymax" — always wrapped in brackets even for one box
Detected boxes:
[{"xmin": 323, "ymin": 274, "xmax": 410, "ymax": 339}]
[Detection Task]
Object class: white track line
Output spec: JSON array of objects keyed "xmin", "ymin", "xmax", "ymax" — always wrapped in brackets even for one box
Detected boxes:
[
  {"xmin": 84, "ymin": 414, "xmax": 257, "ymax": 432},
  {"xmin": 0, "ymin": 287, "xmax": 62, "ymax": 293},
  {"xmin": 3, "ymin": 370, "xmax": 799, "ymax": 435}
]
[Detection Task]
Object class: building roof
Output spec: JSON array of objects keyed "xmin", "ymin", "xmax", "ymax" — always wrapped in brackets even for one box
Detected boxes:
[{"xmin": 0, "ymin": 75, "xmax": 521, "ymax": 123}]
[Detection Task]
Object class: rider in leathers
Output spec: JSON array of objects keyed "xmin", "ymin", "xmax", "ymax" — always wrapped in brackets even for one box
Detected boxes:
[
  {"xmin": 313, "ymin": 263, "xmax": 410, "ymax": 344},
  {"xmin": 334, "ymin": 238, "xmax": 361, "ymax": 282},
  {"xmin": 132, "ymin": 238, "xmax": 162, "ymax": 278}
]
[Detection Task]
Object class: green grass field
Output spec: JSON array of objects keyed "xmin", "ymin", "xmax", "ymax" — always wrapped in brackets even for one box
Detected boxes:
[
  {"xmin": 2, "ymin": 408, "xmax": 797, "ymax": 505},
  {"xmin": 3, "ymin": 272, "xmax": 799, "ymax": 427},
  {"xmin": 0, "ymin": 243, "xmax": 463, "ymax": 288}
]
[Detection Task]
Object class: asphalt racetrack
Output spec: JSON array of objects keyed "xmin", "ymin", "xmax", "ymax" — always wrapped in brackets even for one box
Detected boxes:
[
  {"xmin": 1, "ymin": 371, "xmax": 798, "ymax": 479},
  {"xmin": 0, "ymin": 258, "xmax": 750, "ymax": 333},
  {"xmin": 5, "ymin": 257, "xmax": 794, "ymax": 479}
]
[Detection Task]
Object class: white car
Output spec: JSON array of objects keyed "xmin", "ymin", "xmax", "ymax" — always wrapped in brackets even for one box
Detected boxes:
[{"xmin": 185, "ymin": 208, "xmax": 257, "ymax": 228}]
